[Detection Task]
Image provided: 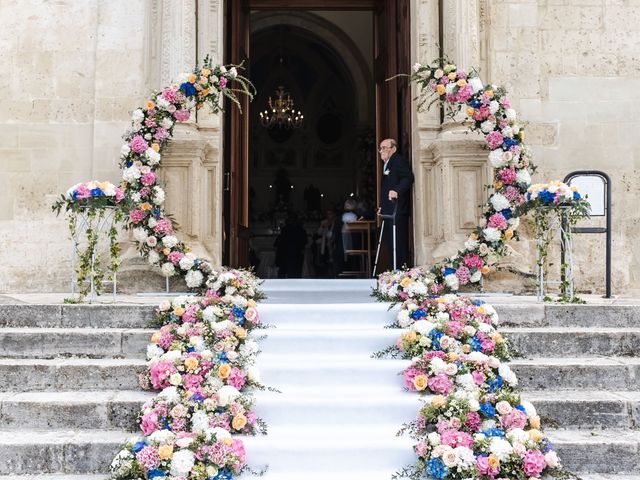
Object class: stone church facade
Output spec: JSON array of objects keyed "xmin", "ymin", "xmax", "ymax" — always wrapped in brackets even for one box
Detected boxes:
[{"xmin": 1, "ymin": 0, "xmax": 638, "ymax": 295}]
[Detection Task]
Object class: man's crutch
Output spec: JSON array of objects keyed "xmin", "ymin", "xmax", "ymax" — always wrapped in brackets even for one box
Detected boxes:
[{"xmin": 373, "ymin": 202, "xmax": 398, "ymax": 277}]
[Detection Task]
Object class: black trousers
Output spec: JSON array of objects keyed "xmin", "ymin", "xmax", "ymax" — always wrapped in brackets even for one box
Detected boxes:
[{"xmin": 383, "ymin": 215, "xmax": 409, "ymax": 269}]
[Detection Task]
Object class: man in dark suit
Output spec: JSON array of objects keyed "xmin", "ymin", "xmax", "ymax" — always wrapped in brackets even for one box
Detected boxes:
[{"xmin": 379, "ymin": 138, "xmax": 414, "ymax": 269}]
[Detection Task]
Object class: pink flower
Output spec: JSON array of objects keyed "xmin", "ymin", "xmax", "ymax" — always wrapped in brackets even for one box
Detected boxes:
[
  {"xmin": 130, "ymin": 135, "xmax": 149, "ymax": 154},
  {"xmin": 403, "ymin": 366, "xmax": 423, "ymax": 391},
  {"xmin": 75, "ymin": 184, "xmax": 91, "ymax": 199},
  {"xmin": 499, "ymin": 168, "xmax": 517, "ymax": 184},
  {"xmin": 149, "ymin": 360, "xmax": 177, "ymax": 389},
  {"xmin": 463, "ymin": 254, "xmax": 484, "ymax": 269},
  {"xmin": 154, "ymin": 219, "xmax": 174, "ymax": 236},
  {"xmin": 139, "ymin": 187, "xmax": 151, "ymax": 198},
  {"xmin": 440, "ymin": 429, "xmax": 473, "ymax": 448},
  {"xmin": 472, "ymin": 370, "xmax": 486, "ymax": 385},
  {"xmin": 184, "ymin": 374, "xmax": 204, "ymax": 389},
  {"xmin": 414, "ymin": 440, "xmax": 429, "ymax": 458},
  {"xmin": 144, "ymin": 118, "xmax": 157, "ymax": 128},
  {"xmin": 523, "ymin": 449, "xmax": 547, "ymax": 477},
  {"xmin": 141, "ymin": 412, "xmax": 159, "ymax": 435},
  {"xmin": 473, "ymin": 105, "xmax": 490, "ymax": 121},
  {"xmin": 219, "ymin": 77, "xmax": 228, "ymax": 89},
  {"xmin": 154, "ymin": 127, "xmax": 169, "ymax": 141},
  {"xmin": 446, "ymin": 321, "xmax": 464, "ymax": 337},
  {"xmin": 114, "ymin": 187, "xmax": 124, "ymax": 202},
  {"xmin": 136, "ymin": 445, "xmax": 160, "ymax": 469},
  {"xmin": 456, "ymin": 84, "xmax": 473, "ymax": 102},
  {"xmin": 129, "ymin": 209, "xmax": 145, "ymax": 224},
  {"xmin": 427, "ymin": 373, "xmax": 454, "ymax": 395},
  {"xmin": 500, "ymin": 97, "xmax": 512, "ymax": 108},
  {"xmin": 174, "ymin": 109, "xmax": 191, "ymax": 122},
  {"xmin": 455, "ymin": 266, "xmax": 471, "ymax": 285},
  {"xmin": 477, "ymin": 455, "xmax": 500, "ymax": 476},
  {"xmin": 501, "ymin": 408, "xmax": 527, "ymax": 430},
  {"xmin": 504, "ymin": 185, "xmax": 522, "ymax": 202},
  {"xmin": 481, "ymin": 339, "xmax": 496, "ymax": 353},
  {"xmin": 162, "ymin": 87, "xmax": 179, "ymax": 103},
  {"xmin": 227, "ymin": 367, "xmax": 247, "ymax": 389},
  {"xmin": 465, "ymin": 411, "xmax": 481, "ymax": 431},
  {"xmin": 171, "ymin": 417, "xmax": 187, "ymax": 431},
  {"xmin": 488, "ymin": 213, "xmax": 508, "ymax": 230},
  {"xmin": 486, "ymin": 131, "xmax": 504, "ymax": 150},
  {"xmin": 158, "ymin": 331, "xmax": 174, "ymax": 349},
  {"xmin": 141, "ymin": 172, "xmax": 157, "ymax": 187},
  {"xmin": 168, "ymin": 251, "xmax": 184, "ymax": 265}
]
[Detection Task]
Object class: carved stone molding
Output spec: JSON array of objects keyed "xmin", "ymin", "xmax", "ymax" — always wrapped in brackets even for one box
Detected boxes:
[{"xmin": 160, "ymin": 0, "xmax": 197, "ymax": 87}]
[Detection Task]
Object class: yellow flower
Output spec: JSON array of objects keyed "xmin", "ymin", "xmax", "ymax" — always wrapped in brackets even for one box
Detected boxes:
[
  {"xmin": 504, "ymin": 229, "xmax": 514, "ymax": 240},
  {"xmin": 462, "ymin": 344, "xmax": 471, "ymax": 353},
  {"xmin": 223, "ymin": 437, "xmax": 233, "ymax": 446},
  {"xmin": 232, "ymin": 414, "xmax": 248, "ymax": 430},
  {"xmin": 481, "ymin": 265, "xmax": 490, "ymax": 274},
  {"xmin": 400, "ymin": 277, "xmax": 412, "ymax": 288},
  {"xmin": 188, "ymin": 73, "xmax": 197, "ymax": 83},
  {"xmin": 436, "ymin": 297, "xmax": 447, "ymax": 303},
  {"xmin": 235, "ymin": 327, "xmax": 247, "ymax": 339},
  {"xmin": 201, "ymin": 68, "xmax": 211, "ymax": 77},
  {"xmin": 146, "ymin": 100, "xmax": 155, "ymax": 110},
  {"xmin": 528, "ymin": 428, "xmax": 543, "ymax": 442},
  {"xmin": 530, "ymin": 415, "xmax": 541, "ymax": 429},
  {"xmin": 457, "ymin": 79, "xmax": 467, "ymax": 87},
  {"xmin": 494, "ymin": 180, "xmax": 504, "ymax": 190},
  {"xmin": 201, "ymin": 88, "xmax": 209, "ymax": 96},
  {"xmin": 447, "ymin": 352, "xmax": 459, "ymax": 362},
  {"xmin": 466, "ymin": 106, "xmax": 475, "ymax": 117},
  {"xmin": 163, "ymin": 248, "xmax": 171, "ymax": 256},
  {"xmin": 140, "ymin": 202, "xmax": 152, "ymax": 211},
  {"xmin": 405, "ymin": 331, "xmax": 417, "ymax": 343},
  {"xmin": 151, "ymin": 143, "xmax": 160, "ymax": 152},
  {"xmin": 413, "ymin": 374, "xmax": 428, "ymax": 391},
  {"xmin": 492, "ymin": 332, "xmax": 504, "ymax": 344},
  {"xmin": 470, "ymin": 233, "xmax": 478, "ymax": 241},
  {"xmin": 158, "ymin": 444, "xmax": 173, "ymax": 459},
  {"xmin": 174, "ymin": 307, "xmax": 185, "ymax": 316},
  {"xmin": 247, "ymin": 299, "xmax": 256, "ymax": 308},
  {"xmin": 184, "ymin": 356, "xmax": 199, "ymax": 371},
  {"xmin": 432, "ymin": 395, "xmax": 446, "ymax": 408},
  {"xmin": 218, "ymin": 363, "xmax": 231, "ymax": 379},
  {"xmin": 520, "ymin": 130, "xmax": 526, "ymax": 140},
  {"xmin": 488, "ymin": 455, "xmax": 500, "ymax": 469},
  {"xmin": 436, "ymin": 84, "xmax": 446, "ymax": 95},
  {"xmin": 477, "ymin": 306, "xmax": 486, "ymax": 315},
  {"xmin": 485, "ymin": 89, "xmax": 494, "ymax": 98},
  {"xmin": 448, "ymin": 72, "xmax": 456, "ymax": 80},
  {"xmin": 151, "ymin": 332, "xmax": 161, "ymax": 344}
]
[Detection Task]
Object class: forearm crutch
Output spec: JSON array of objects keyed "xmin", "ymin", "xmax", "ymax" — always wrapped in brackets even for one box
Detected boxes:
[{"xmin": 372, "ymin": 202, "xmax": 398, "ymax": 277}]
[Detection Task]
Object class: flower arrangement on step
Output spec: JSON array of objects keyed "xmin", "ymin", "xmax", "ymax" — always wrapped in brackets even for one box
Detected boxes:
[
  {"xmin": 519, "ymin": 182, "xmax": 590, "ymax": 302},
  {"xmin": 111, "ymin": 287, "xmax": 267, "ymax": 479},
  {"xmin": 372, "ymin": 292, "xmax": 574, "ymax": 480},
  {"xmin": 52, "ymin": 181, "xmax": 126, "ymax": 300}
]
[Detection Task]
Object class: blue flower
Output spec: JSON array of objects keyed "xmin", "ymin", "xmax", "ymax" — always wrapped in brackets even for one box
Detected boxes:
[
  {"xmin": 132, "ymin": 440, "xmax": 147, "ymax": 453},
  {"xmin": 153, "ymin": 208, "xmax": 162, "ymax": 218},
  {"xmin": 212, "ymin": 468, "xmax": 234, "ymax": 480},
  {"xmin": 219, "ymin": 352, "xmax": 229, "ymax": 363},
  {"xmin": 573, "ymin": 191, "xmax": 581, "ymax": 200},
  {"xmin": 479, "ymin": 402, "xmax": 496, "ymax": 418},
  {"xmin": 472, "ymin": 299, "xmax": 485, "ymax": 306},
  {"xmin": 470, "ymin": 336, "xmax": 482, "ymax": 352},
  {"xmin": 426, "ymin": 458, "xmax": 448, "ymax": 479},
  {"xmin": 539, "ymin": 190, "xmax": 556, "ymax": 204},
  {"xmin": 194, "ymin": 259, "xmax": 201, "ymax": 267},
  {"xmin": 503, "ymin": 137, "xmax": 519, "ymax": 149},
  {"xmin": 500, "ymin": 208, "xmax": 512, "ymax": 220},
  {"xmin": 411, "ymin": 308, "xmax": 426, "ymax": 320},
  {"xmin": 180, "ymin": 81, "xmax": 197, "ymax": 97},
  {"xmin": 470, "ymin": 100, "xmax": 481, "ymax": 108},
  {"xmin": 162, "ymin": 417, "xmax": 170, "ymax": 429},
  {"xmin": 486, "ymin": 375, "xmax": 504, "ymax": 393},
  {"xmin": 444, "ymin": 267, "xmax": 456, "ymax": 276},
  {"xmin": 429, "ymin": 329, "xmax": 444, "ymax": 350},
  {"xmin": 72, "ymin": 191, "xmax": 79, "ymax": 200},
  {"xmin": 90, "ymin": 188, "xmax": 104, "ymax": 197},
  {"xmin": 232, "ymin": 307, "xmax": 245, "ymax": 318},
  {"xmin": 515, "ymin": 404, "xmax": 526, "ymax": 413},
  {"xmin": 126, "ymin": 161, "xmax": 133, "ymax": 167},
  {"xmin": 481, "ymin": 427, "xmax": 505, "ymax": 438},
  {"xmin": 190, "ymin": 393, "xmax": 205, "ymax": 402},
  {"xmin": 187, "ymin": 346, "xmax": 195, "ymax": 353},
  {"xmin": 148, "ymin": 469, "xmax": 167, "ymax": 478}
]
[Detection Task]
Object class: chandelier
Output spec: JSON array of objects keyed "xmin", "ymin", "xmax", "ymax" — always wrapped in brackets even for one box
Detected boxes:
[{"xmin": 259, "ymin": 85, "xmax": 304, "ymax": 129}]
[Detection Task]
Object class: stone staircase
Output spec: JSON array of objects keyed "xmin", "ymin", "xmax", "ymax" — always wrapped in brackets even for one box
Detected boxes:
[{"xmin": 0, "ymin": 281, "xmax": 639, "ymax": 479}]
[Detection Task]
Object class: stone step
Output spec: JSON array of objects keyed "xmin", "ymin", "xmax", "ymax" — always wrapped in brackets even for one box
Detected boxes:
[
  {"xmin": 2, "ymin": 302, "xmax": 640, "ymax": 328},
  {"xmin": 2, "ymin": 388, "xmax": 638, "ymax": 431},
  {"xmin": 0, "ymin": 328, "xmax": 153, "ymax": 359},
  {"xmin": 0, "ymin": 427, "xmax": 638, "ymax": 475},
  {"xmin": 503, "ymin": 327, "xmax": 640, "ymax": 357}
]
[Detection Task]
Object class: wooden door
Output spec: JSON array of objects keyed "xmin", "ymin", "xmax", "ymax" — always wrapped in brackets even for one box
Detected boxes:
[{"xmin": 224, "ymin": 0, "xmax": 251, "ymax": 267}]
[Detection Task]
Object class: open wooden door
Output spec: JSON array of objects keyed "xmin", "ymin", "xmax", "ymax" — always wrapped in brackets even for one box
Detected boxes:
[
  {"xmin": 374, "ymin": 0, "xmax": 413, "ymax": 268},
  {"xmin": 224, "ymin": 0, "xmax": 251, "ymax": 267}
]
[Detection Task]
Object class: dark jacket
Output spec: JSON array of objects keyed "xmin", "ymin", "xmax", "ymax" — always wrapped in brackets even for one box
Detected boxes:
[{"xmin": 381, "ymin": 152, "xmax": 414, "ymax": 216}]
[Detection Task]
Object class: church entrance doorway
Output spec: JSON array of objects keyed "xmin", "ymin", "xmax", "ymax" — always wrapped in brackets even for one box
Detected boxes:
[{"xmin": 224, "ymin": 0, "xmax": 412, "ymax": 278}]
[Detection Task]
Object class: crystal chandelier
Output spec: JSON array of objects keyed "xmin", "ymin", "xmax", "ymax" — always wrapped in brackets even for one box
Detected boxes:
[{"xmin": 259, "ymin": 85, "xmax": 304, "ymax": 129}]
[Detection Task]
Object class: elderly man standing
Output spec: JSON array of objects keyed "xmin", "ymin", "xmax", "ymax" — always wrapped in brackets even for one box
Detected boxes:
[{"xmin": 378, "ymin": 138, "xmax": 414, "ymax": 269}]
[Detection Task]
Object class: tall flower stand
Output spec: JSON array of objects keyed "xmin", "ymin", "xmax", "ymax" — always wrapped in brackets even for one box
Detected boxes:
[
  {"xmin": 69, "ymin": 206, "xmax": 120, "ymax": 302},
  {"xmin": 534, "ymin": 205, "xmax": 575, "ymax": 302}
]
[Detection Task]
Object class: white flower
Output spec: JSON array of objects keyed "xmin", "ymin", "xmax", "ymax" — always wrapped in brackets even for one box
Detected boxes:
[
  {"xmin": 152, "ymin": 186, "xmax": 165, "ymax": 205},
  {"xmin": 412, "ymin": 320, "xmax": 434, "ymax": 335},
  {"xmin": 185, "ymin": 269, "xmax": 204, "ymax": 288},
  {"xmin": 505, "ymin": 108, "xmax": 517, "ymax": 121},
  {"xmin": 454, "ymin": 446, "xmax": 475, "ymax": 468},
  {"xmin": 146, "ymin": 236, "xmax": 158, "ymax": 247},
  {"xmin": 133, "ymin": 228, "xmax": 148, "ymax": 243},
  {"xmin": 161, "ymin": 117, "xmax": 174, "ymax": 129},
  {"xmin": 397, "ymin": 309, "xmax": 412, "ymax": 327},
  {"xmin": 488, "ymin": 149, "xmax": 507, "ymax": 168},
  {"xmin": 469, "ymin": 77, "xmax": 483, "ymax": 93},
  {"xmin": 121, "ymin": 144, "xmax": 131, "ymax": 156},
  {"xmin": 516, "ymin": 168, "xmax": 531, "ymax": 186},
  {"xmin": 148, "ymin": 250, "xmax": 160, "ymax": 265},
  {"xmin": 465, "ymin": 237, "xmax": 479, "ymax": 251},
  {"xmin": 228, "ymin": 66, "xmax": 238, "ymax": 79},
  {"xmin": 489, "ymin": 437, "xmax": 513, "ymax": 461},
  {"xmin": 482, "ymin": 227, "xmax": 502, "ymax": 243},
  {"xmin": 442, "ymin": 449, "xmax": 459, "ymax": 467},
  {"xmin": 130, "ymin": 192, "xmax": 141, "ymax": 203},
  {"xmin": 412, "ymin": 62, "xmax": 422, "ymax": 72},
  {"xmin": 247, "ymin": 365, "xmax": 261, "ymax": 382},
  {"xmin": 191, "ymin": 410, "xmax": 210, "ymax": 434},
  {"xmin": 445, "ymin": 82, "xmax": 456, "ymax": 95},
  {"xmin": 430, "ymin": 357, "xmax": 446, "ymax": 373},
  {"xmin": 489, "ymin": 100, "xmax": 500, "ymax": 115},
  {"xmin": 490, "ymin": 193, "xmax": 511, "ymax": 211},
  {"xmin": 520, "ymin": 400, "xmax": 537, "ymax": 417},
  {"xmin": 456, "ymin": 373, "xmax": 476, "ymax": 392},
  {"xmin": 434, "ymin": 68, "xmax": 444, "ymax": 79},
  {"xmin": 158, "ymin": 386, "xmax": 180, "ymax": 403},
  {"xmin": 470, "ymin": 270, "xmax": 482, "ymax": 283},
  {"xmin": 145, "ymin": 148, "xmax": 161, "ymax": 166},
  {"xmin": 219, "ymin": 65, "xmax": 227, "ymax": 74},
  {"xmin": 501, "ymin": 126, "xmax": 514, "ymax": 138},
  {"xmin": 156, "ymin": 97, "xmax": 171, "ymax": 111},
  {"xmin": 481, "ymin": 120, "xmax": 496, "ymax": 134},
  {"xmin": 110, "ymin": 448, "xmax": 134, "ymax": 475},
  {"xmin": 498, "ymin": 363, "xmax": 518, "ymax": 386},
  {"xmin": 149, "ymin": 429, "xmax": 176, "ymax": 445},
  {"xmin": 179, "ymin": 254, "xmax": 195, "ymax": 271},
  {"xmin": 406, "ymin": 281, "xmax": 428, "ymax": 297},
  {"xmin": 161, "ymin": 262, "xmax": 176, "ymax": 277},
  {"xmin": 213, "ymin": 427, "xmax": 232, "ymax": 442},
  {"xmin": 444, "ymin": 273, "xmax": 459, "ymax": 291},
  {"xmin": 170, "ymin": 449, "xmax": 195, "ymax": 477},
  {"xmin": 496, "ymin": 400, "xmax": 512, "ymax": 415},
  {"xmin": 148, "ymin": 217, "xmax": 158, "ymax": 229},
  {"xmin": 217, "ymin": 385, "xmax": 240, "ymax": 406},
  {"xmin": 158, "ymin": 300, "xmax": 171, "ymax": 312},
  {"xmin": 132, "ymin": 109, "xmax": 145, "ymax": 122},
  {"xmin": 506, "ymin": 428, "xmax": 529, "ymax": 443},
  {"xmin": 427, "ymin": 431, "xmax": 441, "ymax": 446},
  {"xmin": 146, "ymin": 344, "xmax": 163, "ymax": 360},
  {"xmin": 545, "ymin": 451, "xmax": 560, "ymax": 468},
  {"xmin": 169, "ymin": 372, "xmax": 182, "ymax": 385},
  {"xmin": 122, "ymin": 166, "xmax": 141, "ymax": 183},
  {"xmin": 163, "ymin": 235, "xmax": 178, "ymax": 248},
  {"xmin": 468, "ymin": 398, "xmax": 480, "ymax": 412},
  {"xmin": 239, "ymin": 339, "xmax": 259, "ymax": 358},
  {"xmin": 508, "ymin": 217, "xmax": 520, "ymax": 230}
]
